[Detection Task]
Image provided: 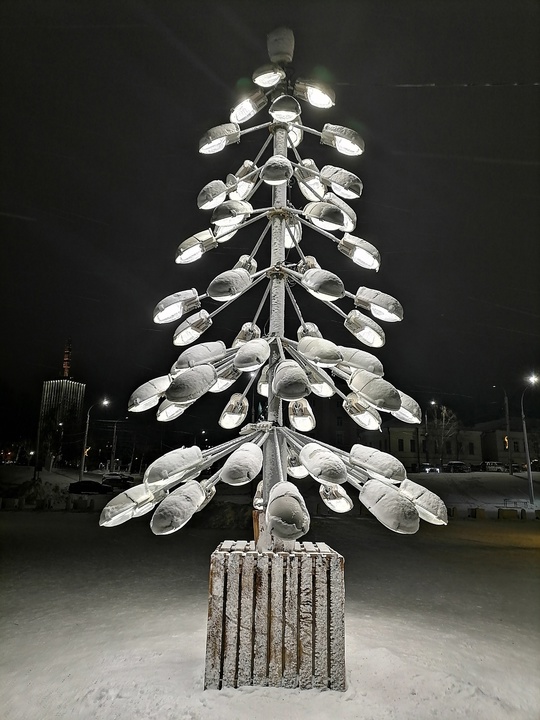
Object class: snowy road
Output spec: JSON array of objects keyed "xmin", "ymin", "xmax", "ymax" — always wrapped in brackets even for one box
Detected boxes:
[{"xmin": 1, "ymin": 512, "xmax": 539, "ymax": 720}]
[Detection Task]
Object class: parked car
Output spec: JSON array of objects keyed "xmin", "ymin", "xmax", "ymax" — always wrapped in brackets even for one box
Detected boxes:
[
  {"xmin": 68, "ymin": 480, "xmax": 113, "ymax": 494},
  {"xmin": 481, "ymin": 462, "xmax": 505, "ymax": 472},
  {"xmin": 102, "ymin": 472, "xmax": 135, "ymax": 490},
  {"xmin": 445, "ymin": 461, "xmax": 471, "ymax": 473},
  {"xmin": 417, "ymin": 463, "xmax": 440, "ymax": 473}
]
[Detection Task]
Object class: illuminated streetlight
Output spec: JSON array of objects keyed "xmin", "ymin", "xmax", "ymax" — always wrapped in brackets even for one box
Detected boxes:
[
  {"xmin": 79, "ymin": 399, "xmax": 109, "ymax": 481},
  {"xmin": 521, "ymin": 374, "xmax": 538, "ymax": 506}
]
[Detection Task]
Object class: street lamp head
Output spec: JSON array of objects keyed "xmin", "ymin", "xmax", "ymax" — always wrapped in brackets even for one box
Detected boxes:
[{"xmin": 526, "ymin": 374, "xmax": 538, "ymax": 385}]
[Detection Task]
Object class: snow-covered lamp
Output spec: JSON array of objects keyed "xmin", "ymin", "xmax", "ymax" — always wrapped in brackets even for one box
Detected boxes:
[
  {"xmin": 228, "ymin": 161, "xmax": 258, "ymax": 201},
  {"xmin": 320, "ymin": 165, "xmax": 362, "ymax": 199},
  {"xmin": 337, "ymin": 345, "xmax": 384, "ymax": 376},
  {"xmin": 294, "ymin": 78, "xmax": 335, "ymax": 108},
  {"xmin": 272, "ymin": 359, "xmax": 311, "ymax": 401},
  {"xmin": 232, "ymin": 322, "xmax": 261, "ymax": 347},
  {"xmin": 212, "ymin": 200, "xmax": 253, "ymax": 227},
  {"xmin": 199, "ymin": 123, "xmax": 241, "ymax": 154},
  {"xmin": 165, "ymin": 365, "xmax": 217, "ymax": 403},
  {"xmin": 176, "ymin": 230, "xmax": 218, "ymax": 264},
  {"xmin": 320, "ymin": 123, "xmax": 365, "ymax": 156},
  {"xmin": 128, "ymin": 375, "xmax": 172, "ymax": 413},
  {"xmin": 173, "ymin": 310, "xmax": 212, "ymax": 346},
  {"xmin": 266, "ymin": 481, "xmax": 310, "ymax": 539},
  {"xmin": 342, "ymin": 393, "xmax": 382, "ymax": 430},
  {"xmin": 233, "ymin": 338, "xmax": 271, "ymax": 372},
  {"xmin": 153, "ymin": 288, "xmax": 200, "ymax": 324},
  {"xmin": 197, "ymin": 180, "xmax": 228, "ymax": 210},
  {"xmin": 349, "ymin": 445, "xmax": 407, "ymax": 483},
  {"xmin": 207, "ymin": 268, "xmax": 252, "ymax": 302},
  {"xmin": 294, "ymin": 159, "xmax": 325, "ymax": 201},
  {"xmin": 269, "ymin": 94, "xmax": 301, "ymax": 122},
  {"xmin": 300, "ymin": 268, "xmax": 345, "ymax": 301},
  {"xmin": 359, "ymin": 479, "xmax": 419, "ymax": 534},
  {"xmin": 297, "ymin": 336, "xmax": 342, "ymax": 367},
  {"xmin": 299, "ymin": 442, "xmax": 348, "ymax": 485},
  {"xmin": 143, "ymin": 445, "xmax": 204, "ymax": 486},
  {"xmin": 344, "ymin": 309, "xmax": 385, "ymax": 347},
  {"xmin": 391, "ymin": 391, "xmax": 422, "ymax": 424},
  {"xmin": 337, "ymin": 234, "xmax": 380, "ymax": 271},
  {"xmin": 171, "ymin": 341, "xmax": 226, "ymax": 376},
  {"xmin": 354, "ymin": 287, "xmax": 403, "ymax": 323},
  {"xmin": 348, "ymin": 369, "xmax": 401, "ymax": 411},
  {"xmin": 151, "ymin": 480, "xmax": 210, "ymax": 534},
  {"xmin": 260, "ymin": 155, "xmax": 293, "ymax": 185},
  {"xmin": 319, "ymin": 483, "xmax": 354, "ymax": 513},
  {"xmin": 288, "ymin": 398, "xmax": 316, "ymax": 431},
  {"xmin": 230, "ymin": 89, "xmax": 267, "ymax": 124},
  {"xmin": 220, "ymin": 442, "xmax": 263, "ymax": 485}
]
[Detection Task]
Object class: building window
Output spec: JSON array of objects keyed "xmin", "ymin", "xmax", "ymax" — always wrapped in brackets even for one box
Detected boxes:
[
  {"xmin": 513, "ymin": 441, "xmax": 519, "ymax": 453},
  {"xmin": 410, "ymin": 439, "xmax": 416, "ymax": 452},
  {"xmin": 398, "ymin": 439, "xmax": 404, "ymax": 451},
  {"xmin": 468, "ymin": 442, "xmax": 474, "ymax": 454}
]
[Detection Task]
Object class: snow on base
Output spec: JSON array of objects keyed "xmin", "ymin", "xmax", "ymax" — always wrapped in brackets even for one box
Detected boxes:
[{"xmin": 0, "ymin": 512, "xmax": 538, "ymax": 720}]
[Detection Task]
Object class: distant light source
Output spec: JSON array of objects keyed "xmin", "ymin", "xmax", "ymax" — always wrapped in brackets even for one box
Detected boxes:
[
  {"xmin": 320, "ymin": 123, "xmax": 365, "ymax": 156},
  {"xmin": 199, "ymin": 123, "xmax": 241, "ymax": 154}
]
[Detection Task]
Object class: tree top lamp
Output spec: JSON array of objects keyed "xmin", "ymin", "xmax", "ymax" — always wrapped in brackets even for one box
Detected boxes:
[
  {"xmin": 321, "ymin": 124, "xmax": 365, "ymax": 156},
  {"xmin": 199, "ymin": 123, "xmax": 241, "ymax": 154},
  {"xmin": 294, "ymin": 78, "xmax": 335, "ymax": 109}
]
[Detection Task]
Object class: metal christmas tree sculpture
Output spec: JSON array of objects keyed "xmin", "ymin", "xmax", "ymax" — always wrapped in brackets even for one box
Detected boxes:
[{"xmin": 99, "ymin": 27, "xmax": 447, "ymax": 690}]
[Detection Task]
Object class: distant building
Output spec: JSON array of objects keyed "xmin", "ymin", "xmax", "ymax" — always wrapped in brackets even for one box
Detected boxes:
[
  {"xmin": 474, "ymin": 418, "xmax": 540, "ymax": 469},
  {"xmin": 35, "ymin": 341, "xmax": 85, "ymax": 471}
]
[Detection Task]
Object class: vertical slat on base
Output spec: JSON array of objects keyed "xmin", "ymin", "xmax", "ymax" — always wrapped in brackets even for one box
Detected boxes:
[
  {"xmin": 313, "ymin": 553, "xmax": 329, "ymax": 688},
  {"xmin": 298, "ymin": 552, "xmax": 313, "ymax": 689},
  {"xmin": 237, "ymin": 551, "xmax": 256, "ymax": 687},
  {"xmin": 204, "ymin": 551, "xmax": 226, "ymax": 689},
  {"xmin": 252, "ymin": 554, "xmax": 269, "ymax": 686},
  {"xmin": 282, "ymin": 553, "xmax": 299, "ymax": 687},
  {"xmin": 204, "ymin": 542, "xmax": 345, "ymax": 691}
]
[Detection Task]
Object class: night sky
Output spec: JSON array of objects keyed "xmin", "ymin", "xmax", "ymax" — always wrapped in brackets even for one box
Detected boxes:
[{"xmin": 1, "ymin": 0, "xmax": 539, "ymax": 444}]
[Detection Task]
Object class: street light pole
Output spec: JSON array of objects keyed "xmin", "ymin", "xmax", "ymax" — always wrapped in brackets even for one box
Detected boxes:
[
  {"xmin": 79, "ymin": 399, "xmax": 109, "ymax": 481},
  {"xmin": 520, "ymin": 375, "xmax": 537, "ymax": 506}
]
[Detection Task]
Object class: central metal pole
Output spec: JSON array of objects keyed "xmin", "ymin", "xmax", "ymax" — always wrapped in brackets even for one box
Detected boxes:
[{"xmin": 259, "ymin": 123, "xmax": 289, "ymax": 550}]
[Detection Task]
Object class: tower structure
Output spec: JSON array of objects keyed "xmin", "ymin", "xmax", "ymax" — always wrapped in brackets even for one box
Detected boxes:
[{"xmin": 35, "ymin": 341, "xmax": 85, "ymax": 473}]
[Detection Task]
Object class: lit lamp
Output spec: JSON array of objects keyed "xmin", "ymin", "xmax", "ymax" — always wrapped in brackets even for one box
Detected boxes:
[
  {"xmin": 260, "ymin": 155, "xmax": 293, "ymax": 185},
  {"xmin": 342, "ymin": 392, "xmax": 382, "ymax": 430},
  {"xmin": 284, "ymin": 215, "xmax": 302, "ymax": 248},
  {"xmin": 359, "ymin": 479, "xmax": 419, "ymax": 534},
  {"xmin": 156, "ymin": 399, "xmax": 189, "ymax": 422},
  {"xmin": 252, "ymin": 63, "xmax": 286, "ymax": 88},
  {"xmin": 303, "ymin": 365, "xmax": 334, "ymax": 397},
  {"xmin": 297, "ymin": 322, "xmax": 322, "ymax": 339},
  {"xmin": 266, "ymin": 481, "xmax": 310, "ymax": 540},
  {"xmin": 320, "ymin": 165, "xmax": 362, "ymax": 199},
  {"xmin": 199, "ymin": 123, "xmax": 241, "ymax": 154},
  {"xmin": 207, "ymin": 268, "xmax": 252, "ymax": 302},
  {"xmin": 288, "ymin": 398, "xmax": 316, "ymax": 431},
  {"xmin": 153, "ymin": 288, "xmax": 200, "ymax": 324},
  {"xmin": 257, "ymin": 365, "xmax": 269, "ymax": 397},
  {"xmin": 219, "ymin": 393, "xmax": 249, "ymax": 429},
  {"xmin": 287, "ymin": 451, "xmax": 309, "ymax": 478},
  {"xmin": 400, "ymin": 479, "xmax": 448, "ymax": 525},
  {"xmin": 144, "ymin": 445, "xmax": 204, "ymax": 485},
  {"xmin": 521, "ymin": 374, "xmax": 538, "ymax": 505},
  {"xmin": 303, "ymin": 201, "xmax": 348, "ymax": 231},
  {"xmin": 348, "ymin": 368, "xmax": 401, "ymax": 411},
  {"xmin": 233, "ymin": 338, "xmax": 271, "ymax": 372},
  {"xmin": 151, "ymin": 480, "xmax": 209, "ymax": 535},
  {"xmin": 79, "ymin": 398, "xmax": 110, "ymax": 481},
  {"xmin": 173, "ymin": 309, "xmax": 212, "ymax": 346},
  {"xmin": 323, "ymin": 192, "xmax": 356, "ymax": 232},
  {"xmin": 300, "ymin": 268, "xmax": 345, "ymax": 300},
  {"xmin": 128, "ymin": 377, "xmax": 170, "ymax": 412},
  {"xmin": 354, "ymin": 287, "xmax": 404, "ymax": 323},
  {"xmin": 319, "ymin": 483, "xmax": 354, "ymax": 513},
  {"xmin": 100, "ymin": 483, "xmax": 169, "ymax": 527},
  {"xmin": 170, "ymin": 341, "xmax": 226, "ymax": 376},
  {"xmin": 294, "ymin": 159, "xmax": 325, "ymax": 201},
  {"xmin": 227, "ymin": 161, "xmax": 258, "ymax": 201},
  {"xmin": 272, "ymin": 359, "xmax": 311, "ymax": 401},
  {"xmin": 391, "ymin": 391, "xmax": 422, "ymax": 424},
  {"xmin": 176, "ymin": 230, "xmax": 218, "ymax": 264},
  {"xmin": 337, "ymin": 234, "xmax": 380, "ymax": 271},
  {"xmin": 350, "ymin": 444, "xmax": 407, "ymax": 483},
  {"xmin": 297, "ymin": 335, "xmax": 342, "ymax": 366},
  {"xmin": 197, "ymin": 180, "xmax": 228, "ymax": 210},
  {"xmin": 294, "ymin": 78, "xmax": 335, "ymax": 108},
  {"xmin": 299, "ymin": 442, "xmax": 348, "ymax": 485},
  {"xmin": 269, "ymin": 94, "xmax": 302, "ymax": 122},
  {"xmin": 211, "ymin": 200, "xmax": 253, "ymax": 227},
  {"xmin": 232, "ymin": 322, "xmax": 261, "ymax": 347},
  {"xmin": 208, "ymin": 364, "xmax": 241, "ymax": 393},
  {"xmin": 336, "ymin": 345, "xmax": 384, "ymax": 375},
  {"xmin": 220, "ymin": 442, "xmax": 263, "ymax": 485},
  {"xmin": 320, "ymin": 123, "xmax": 365, "ymax": 156},
  {"xmin": 230, "ymin": 89, "xmax": 268, "ymax": 124},
  {"xmin": 344, "ymin": 309, "xmax": 386, "ymax": 347},
  {"xmin": 165, "ymin": 365, "xmax": 218, "ymax": 404},
  {"xmin": 287, "ymin": 125, "xmax": 303, "ymax": 148}
]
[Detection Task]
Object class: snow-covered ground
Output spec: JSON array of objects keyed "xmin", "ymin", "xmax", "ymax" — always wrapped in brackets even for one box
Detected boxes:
[{"xmin": 1, "ymin": 506, "xmax": 539, "ymax": 720}]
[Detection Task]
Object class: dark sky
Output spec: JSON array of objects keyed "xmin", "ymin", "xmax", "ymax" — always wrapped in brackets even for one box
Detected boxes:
[{"xmin": 1, "ymin": 0, "xmax": 539, "ymax": 443}]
